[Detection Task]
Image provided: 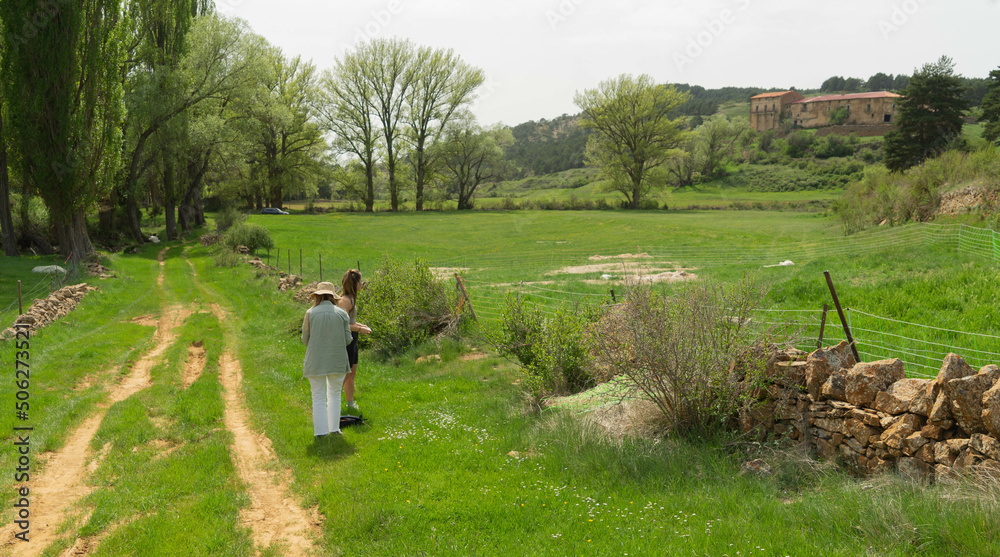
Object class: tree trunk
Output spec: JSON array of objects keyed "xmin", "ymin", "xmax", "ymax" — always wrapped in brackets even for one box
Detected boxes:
[
  {"xmin": 163, "ymin": 163, "xmax": 178, "ymax": 240},
  {"xmin": 56, "ymin": 210, "xmax": 94, "ymax": 262},
  {"xmin": 126, "ymin": 194, "xmax": 145, "ymax": 243},
  {"xmin": 365, "ymin": 163, "xmax": 374, "ymax": 212},
  {"xmin": 0, "ymin": 107, "xmax": 18, "ymax": 256},
  {"xmin": 387, "ymin": 145, "xmax": 399, "ymax": 211},
  {"xmin": 415, "ymin": 143, "xmax": 426, "ymax": 212}
]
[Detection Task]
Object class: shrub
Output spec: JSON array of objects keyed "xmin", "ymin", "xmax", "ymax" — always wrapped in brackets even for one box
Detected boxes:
[
  {"xmin": 784, "ymin": 131, "xmax": 815, "ymax": 158},
  {"xmin": 215, "ymin": 206, "xmax": 247, "ymax": 233},
  {"xmin": 222, "ymin": 222, "xmax": 274, "ymax": 254},
  {"xmin": 360, "ymin": 257, "xmax": 457, "ymax": 356},
  {"xmin": 592, "ymin": 276, "xmax": 774, "ymax": 437},
  {"xmin": 492, "ymin": 294, "xmax": 599, "ymax": 396}
]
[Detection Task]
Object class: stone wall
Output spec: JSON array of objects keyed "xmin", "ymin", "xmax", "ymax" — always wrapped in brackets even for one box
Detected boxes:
[{"xmin": 743, "ymin": 341, "xmax": 1000, "ymax": 481}]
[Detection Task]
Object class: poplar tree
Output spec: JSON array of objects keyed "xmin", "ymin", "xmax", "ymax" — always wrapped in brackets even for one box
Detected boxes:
[
  {"xmin": 1, "ymin": 0, "xmax": 124, "ymax": 261},
  {"xmin": 981, "ymin": 68, "xmax": 1000, "ymax": 144}
]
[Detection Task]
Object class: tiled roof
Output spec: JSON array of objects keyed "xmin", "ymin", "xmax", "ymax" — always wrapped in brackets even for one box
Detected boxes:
[
  {"xmin": 791, "ymin": 91, "xmax": 902, "ymax": 104},
  {"xmin": 751, "ymin": 91, "xmax": 797, "ymax": 99}
]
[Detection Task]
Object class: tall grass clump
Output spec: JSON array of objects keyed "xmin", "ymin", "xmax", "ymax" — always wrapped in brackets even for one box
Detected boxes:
[
  {"xmin": 360, "ymin": 257, "xmax": 458, "ymax": 355},
  {"xmin": 593, "ymin": 276, "xmax": 773, "ymax": 437},
  {"xmin": 492, "ymin": 294, "xmax": 599, "ymax": 397}
]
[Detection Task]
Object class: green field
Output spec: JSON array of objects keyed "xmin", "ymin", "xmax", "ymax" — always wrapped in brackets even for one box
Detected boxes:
[{"xmin": 2, "ymin": 210, "xmax": 1000, "ymax": 555}]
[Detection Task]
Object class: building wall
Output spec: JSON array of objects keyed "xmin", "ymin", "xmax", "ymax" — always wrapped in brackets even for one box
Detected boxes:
[
  {"xmin": 790, "ymin": 97, "xmax": 900, "ymax": 129},
  {"xmin": 749, "ymin": 91, "xmax": 804, "ymax": 132}
]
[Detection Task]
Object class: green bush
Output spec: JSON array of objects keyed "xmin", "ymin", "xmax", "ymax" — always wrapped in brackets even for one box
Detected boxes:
[
  {"xmin": 359, "ymin": 257, "xmax": 457, "ymax": 356},
  {"xmin": 215, "ymin": 206, "xmax": 247, "ymax": 233},
  {"xmin": 222, "ymin": 222, "xmax": 274, "ymax": 254},
  {"xmin": 492, "ymin": 294, "xmax": 599, "ymax": 396}
]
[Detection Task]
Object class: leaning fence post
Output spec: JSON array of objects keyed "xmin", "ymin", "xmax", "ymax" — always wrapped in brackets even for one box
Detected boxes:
[
  {"xmin": 454, "ymin": 274, "xmax": 477, "ymax": 322},
  {"xmin": 824, "ymin": 271, "xmax": 861, "ymax": 363},
  {"xmin": 610, "ymin": 288, "xmax": 616, "ymax": 303},
  {"xmin": 817, "ymin": 303, "xmax": 829, "ymax": 350}
]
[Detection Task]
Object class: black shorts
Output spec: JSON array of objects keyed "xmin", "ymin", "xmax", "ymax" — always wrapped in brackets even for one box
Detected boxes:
[{"xmin": 347, "ymin": 331, "xmax": 359, "ymax": 367}]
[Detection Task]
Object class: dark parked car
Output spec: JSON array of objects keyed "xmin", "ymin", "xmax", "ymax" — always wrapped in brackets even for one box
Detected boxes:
[{"xmin": 261, "ymin": 208, "xmax": 289, "ymax": 215}]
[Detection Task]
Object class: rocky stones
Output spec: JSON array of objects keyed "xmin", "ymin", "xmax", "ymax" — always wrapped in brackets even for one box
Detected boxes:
[
  {"xmin": 2, "ymin": 283, "xmax": 99, "ymax": 339},
  {"xmin": 873, "ymin": 378, "xmax": 934, "ymax": 416},
  {"xmin": 947, "ymin": 365, "xmax": 1000, "ymax": 434},
  {"xmin": 845, "ymin": 359, "xmax": 905, "ymax": 408},
  {"xmin": 982, "ymin": 379, "xmax": 1000, "ymax": 438},
  {"xmin": 806, "ymin": 341, "xmax": 856, "ymax": 401}
]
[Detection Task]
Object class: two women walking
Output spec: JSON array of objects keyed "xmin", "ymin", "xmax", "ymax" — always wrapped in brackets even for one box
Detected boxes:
[{"xmin": 300, "ymin": 270, "xmax": 369, "ymax": 437}]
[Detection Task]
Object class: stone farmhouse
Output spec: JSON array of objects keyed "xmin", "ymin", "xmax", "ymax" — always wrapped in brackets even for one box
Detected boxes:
[{"xmin": 750, "ymin": 90, "xmax": 902, "ymax": 132}]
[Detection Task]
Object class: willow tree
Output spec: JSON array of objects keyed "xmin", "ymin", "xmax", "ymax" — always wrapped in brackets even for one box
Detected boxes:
[
  {"xmin": 0, "ymin": 44, "xmax": 16, "ymax": 255},
  {"xmin": 117, "ymin": 0, "xmax": 218, "ymax": 241},
  {"xmin": 405, "ymin": 46, "xmax": 483, "ymax": 211},
  {"xmin": 1, "ymin": 0, "xmax": 124, "ymax": 261},
  {"xmin": 575, "ymin": 75, "xmax": 689, "ymax": 209}
]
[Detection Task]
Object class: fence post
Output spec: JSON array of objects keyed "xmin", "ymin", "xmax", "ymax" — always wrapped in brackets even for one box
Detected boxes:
[
  {"xmin": 817, "ymin": 303, "xmax": 829, "ymax": 350},
  {"xmin": 824, "ymin": 271, "xmax": 861, "ymax": 363},
  {"xmin": 610, "ymin": 288, "xmax": 616, "ymax": 303}
]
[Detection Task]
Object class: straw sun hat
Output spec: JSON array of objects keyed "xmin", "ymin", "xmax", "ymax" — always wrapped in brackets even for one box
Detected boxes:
[{"xmin": 310, "ymin": 281, "xmax": 340, "ymax": 299}]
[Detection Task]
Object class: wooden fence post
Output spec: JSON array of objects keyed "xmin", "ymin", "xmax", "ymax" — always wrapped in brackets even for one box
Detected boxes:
[
  {"xmin": 824, "ymin": 271, "xmax": 860, "ymax": 363},
  {"xmin": 817, "ymin": 303, "xmax": 829, "ymax": 350},
  {"xmin": 454, "ymin": 274, "xmax": 477, "ymax": 322}
]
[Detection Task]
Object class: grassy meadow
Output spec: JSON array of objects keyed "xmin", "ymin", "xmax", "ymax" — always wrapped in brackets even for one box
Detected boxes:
[{"xmin": 2, "ymin": 209, "xmax": 1000, "ymax": 555}]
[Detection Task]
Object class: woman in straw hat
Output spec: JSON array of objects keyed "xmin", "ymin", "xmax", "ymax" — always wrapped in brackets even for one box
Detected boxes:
[{"xmin": 301, "ymin": 282, "xmax": 352, "ymax": 437}]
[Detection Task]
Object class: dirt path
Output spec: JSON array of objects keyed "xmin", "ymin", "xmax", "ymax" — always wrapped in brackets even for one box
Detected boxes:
[
  {"xmin": 210, "ymin": 305, "xmax": 322, "ymax": 556},
  {"xmin": 0, "ymin": 306, "xmax": 189, "ymax": 556},
  {"xmin": 3, "ymin": 248, "xmax": 322, "ymax": 556},
  {"xmin": 218, "ymin": 351, "xmax": 322, "ymax": 555}
]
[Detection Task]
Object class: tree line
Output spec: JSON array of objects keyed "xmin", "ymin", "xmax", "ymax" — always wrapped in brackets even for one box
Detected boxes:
[{"xmin": 0, "ymin": 2, "xmax": 511, "ymax": 261}]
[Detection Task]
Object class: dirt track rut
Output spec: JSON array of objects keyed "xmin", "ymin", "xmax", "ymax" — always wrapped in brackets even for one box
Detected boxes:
[{"xmin": 2, "ymin": 247, "xmax": 322, "ymax": 556}]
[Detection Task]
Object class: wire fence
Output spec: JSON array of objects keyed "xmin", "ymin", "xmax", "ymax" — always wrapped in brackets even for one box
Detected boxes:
[{"xmin": 454, "ymin": 223, "xmax": 1000, "ymax": 377}]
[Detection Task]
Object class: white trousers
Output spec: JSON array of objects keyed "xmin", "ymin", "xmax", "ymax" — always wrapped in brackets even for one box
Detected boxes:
[{"xmin": 308, "ymin": 373, "xmax": 347, "ymax": 436}]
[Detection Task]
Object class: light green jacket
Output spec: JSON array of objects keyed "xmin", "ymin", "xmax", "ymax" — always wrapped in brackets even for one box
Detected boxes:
[{"xmin": 301, "ymin": 301, "xmax": 352, "ymax": 377}]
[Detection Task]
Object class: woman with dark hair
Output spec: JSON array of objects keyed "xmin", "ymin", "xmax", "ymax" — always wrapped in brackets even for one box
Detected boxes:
[
  {"xmin": 301, "ymin": 282, "xmax": 352, "ymax": 437},
  {"xmin": 338, "ymin": 269, "xmax": 371, "ymax": 412}
]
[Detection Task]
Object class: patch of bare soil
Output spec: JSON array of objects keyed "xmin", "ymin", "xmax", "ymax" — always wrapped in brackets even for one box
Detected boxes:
[
  {"xmin": 430, "ymin": 267, "xmax": 469, "ymax": 280},
  {"xmin": 182, "ymin": 340, "xmax": 207, "ymax": 389},
  {"xmin": 157, "ymin": 247, "xmax": 168, "ymax": 286},
  {"xmin": 0, "ymin": 304, "xmax": 190, "ymax": 555},
  {"xmin": 130, "ymin": 315, "xmax": 157, "ymax": 327},
  {"xmin": 459, "ymin": 351, "xmax": 487, "ymax": 362},
  {"xmin": 218, "ymin": 351, "xmax": 322, "ymax": 555},
  {"xmin": 60, "ymin": 515, "xmax": 139, "ymax": 557},
  {"xmin": 588, "ymin": 253, "xmax": 653, "ymax": 261},
  {"xmin": 550, "ymin": 260, "xmax": 698, "ymax": 284}
]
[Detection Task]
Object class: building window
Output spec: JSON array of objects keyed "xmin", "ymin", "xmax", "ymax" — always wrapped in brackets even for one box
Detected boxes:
[{"xmin": 884, "ymin": 114, "xmax": 892, "ymax": 123}]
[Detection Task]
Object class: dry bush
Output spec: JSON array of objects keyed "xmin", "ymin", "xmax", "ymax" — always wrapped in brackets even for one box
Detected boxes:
[{"xmin": 593, "ymin": 275, "xmax": 774, "ymax": 437}]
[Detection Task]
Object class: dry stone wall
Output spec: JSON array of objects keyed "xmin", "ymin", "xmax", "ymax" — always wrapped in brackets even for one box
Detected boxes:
[{"xmin": 744, "ymin": 341, "xmax": 1000, "ymax": 481}]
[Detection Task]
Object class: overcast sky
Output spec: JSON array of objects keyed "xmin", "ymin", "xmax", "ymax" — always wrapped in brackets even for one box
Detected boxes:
[{"xmin": 215, "ymin": 0, "xmax": 999, "ymax": 126}]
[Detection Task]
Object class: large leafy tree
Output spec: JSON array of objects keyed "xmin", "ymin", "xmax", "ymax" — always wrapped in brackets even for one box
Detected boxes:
[
  {"xmin": 404, "ymin": 46, "xmax": 483, "ymax": 211},
  {"xmin": 575, "ymin": 75, "xmax": 689, "ymax": 209},
  {"xmin": 243, "ymin": 51, "xmax": 325, "ymax": 209},
  {"xmin": 1, "ymin": 0, "xmax": 124, "ymax": 261},
  {"xmin": 884, "ymin": 56, "xmax": 969, "ymax": 172},
  {"xmin": 359, "ymin": 37, "xmax": 414, "ymax": 212},
  {"xmin": 319, "ymin": 57, "xmax": 380, "ymax": 212},
  {"xmin": 438, "ymin": 120, "xmax": 512, "ymax": 210},
  {"xmin": 981, "ymin": 68, "xmax": 1000, "ymax": 144}
]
